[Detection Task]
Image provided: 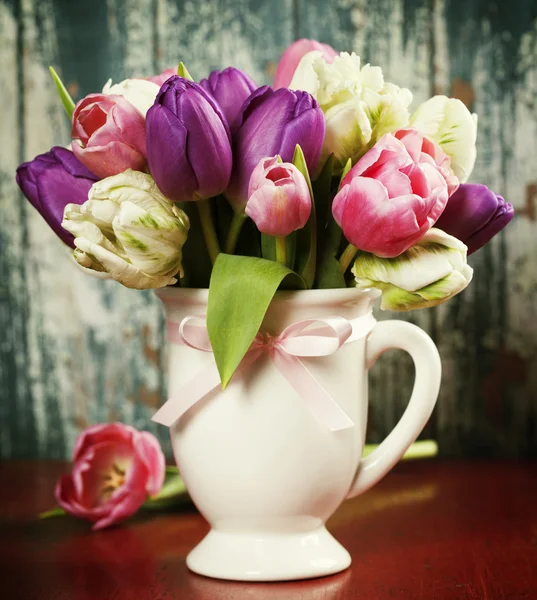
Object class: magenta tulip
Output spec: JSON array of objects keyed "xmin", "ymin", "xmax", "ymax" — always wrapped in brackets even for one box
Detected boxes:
[
  {"xmin": 55, "ymin": 423, "xmax": 165, "ymax": 531},
  {"xmin": 274, "ymin": 38, "xmax": 338, "ymax": 89},
  {"xmin": 333, "ymin": 132, "xmax": 452, "ymax": 258},
  {"xmin": 435, "ymin": 184, "xmax": 514, "ymax": 254},
  {"xmin": 246, "ymin": 156, "xmax": 311, "ymax": 236},
  {"xmin": 72, "ymin": 94, "xmax": 147, "ymax": 179}
]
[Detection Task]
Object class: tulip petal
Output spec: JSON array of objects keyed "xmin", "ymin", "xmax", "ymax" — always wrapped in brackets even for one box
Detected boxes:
[
  {"xmin": 146, "ymin": 104, "xmax": 198, "ymax": 202},
  {"xmin": 73, "ymin": 141, "xmax": 146, "ymax": 180},
  {"xmin": 134, "ymin": 431, "xmax": 166, "ymax": 496}
]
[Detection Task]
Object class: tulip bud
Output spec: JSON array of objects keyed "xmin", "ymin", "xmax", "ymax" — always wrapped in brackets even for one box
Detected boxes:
[
  {"xmin": 62, "ymin": 170, "xmax": 189, "ymax": 290},
  {"xmin": 245, "ymin": 156, "xmax": 311, "ymax": 236},
  {"xmin": 290, "ymin": 51, "xmax": 412, "ymax": 173},
  {"xmin": 199, "ymin": 67, "xmax": 257, "ymax": 129},
  {"xmin": 72, "ymin": 94, "xmax": 147, "ymax": 179},
  {"xmin": 274, "ymin": 38, "xmax": 337, "ymax": 89},
  {"xmin": 16, "ymin": 147, "xmax": 98, "ymax": 247},
  {"xmin": 333, "ymin": 132, "xmax": 452, "ymax": 258},
  {"xmin": 410, "ymin": 95, "xmax": 477, "ymax": 182},
  {"xmin": 435, "ymin": 184, "xmax": 514, "ymax": 255},
  {"xmin": 146, "ymin": 76, "xmax": 232, "ymax": 203},
  {"xmin": 102, "ymin": 78, "xmax": 160, "ymax": 115},
  {"xmin": 226, "ymin": 86, "xmax": 325, "ymax": 210},
  {"xmin": 352, "ymin": 229, "xmax": 473, "ymax": 311}
]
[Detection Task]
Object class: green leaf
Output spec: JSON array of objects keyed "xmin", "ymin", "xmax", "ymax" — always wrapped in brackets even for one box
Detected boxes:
[
  {"xmin": 207, "ymin": 254, "xmax": 305, "ymax": 387},
  {"xmin": 49, "ymin": 67, "xmax": 75, "ymax": 119},
  {"xmin": 316, "ymin": 253, "xmax": 346, "ymax": 289},
  {"xmin": 39, "ymin": 507, "xmax": 66, "ymax": 519},
  {"xmin": 362, "ymin": 440, "xmax": 438, "ymax": 460},
  {"xmin": 339, "ymin": 158, "xmax": 353, "ymax": 189},
  {"xmin": 178, "ymin": 202, "xmax": 213, "ymax": 288},
  {"xmin": 293, "ymin": 145, "xmax": 316, "ymax": 288},
  {"xmin": 177, "ymin": 62, "xmax": 193, "ymax": 81}
]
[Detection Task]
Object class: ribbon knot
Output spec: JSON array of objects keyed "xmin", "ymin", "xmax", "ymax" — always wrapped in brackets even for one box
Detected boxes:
[{"xmin": 153, "ymin": 314, "xmax": 376, "ymax": 431}]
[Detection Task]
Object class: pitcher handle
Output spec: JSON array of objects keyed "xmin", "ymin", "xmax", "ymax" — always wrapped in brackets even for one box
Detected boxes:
[{"xmin": 346, "ymin": 320, "xmax": 441, "ymax": 499}]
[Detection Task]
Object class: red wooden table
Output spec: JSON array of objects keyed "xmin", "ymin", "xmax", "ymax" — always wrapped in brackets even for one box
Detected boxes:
[{"xmin": 1, "ymin": 460, "xmax": 536, "ymax": 599}]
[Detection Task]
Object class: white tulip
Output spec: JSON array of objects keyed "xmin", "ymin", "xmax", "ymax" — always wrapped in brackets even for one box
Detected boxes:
[
  {"xmin": 102, "ymin": 78, "xmax": 160, "ymax": 115},
  {"xmin": 410, "ymin": 95, "xmax": 477, "ymax": 182},
  {"xmin": 290, "ymin": 51, "xmax": 412, "ymax": 172},
  {"xmin": 62, "ymin": 170, "xmax": 189, "ymax": 290},
  {"xmin": 352, "ymin": 229, "xmax": 473, "ymax": 311}
]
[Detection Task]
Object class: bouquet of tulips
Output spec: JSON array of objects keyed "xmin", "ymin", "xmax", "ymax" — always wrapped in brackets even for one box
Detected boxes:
[{"xmin": 16, "ymin": 39, "xmax": 513, "ymax": 386}]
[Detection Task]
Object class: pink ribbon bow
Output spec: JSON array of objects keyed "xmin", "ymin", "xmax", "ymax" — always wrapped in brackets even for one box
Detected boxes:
[{"xmin": 152, "ymin": 314, "xmax": 375, "ymax": 431}]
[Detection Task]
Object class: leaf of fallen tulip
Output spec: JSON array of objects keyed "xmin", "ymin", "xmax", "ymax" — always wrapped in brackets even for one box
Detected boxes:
[{"xmin": 49, "ymin": 66, "xmax": 75, "ymax": 119}]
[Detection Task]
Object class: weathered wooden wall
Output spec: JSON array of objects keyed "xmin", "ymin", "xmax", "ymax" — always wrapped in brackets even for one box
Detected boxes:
[{"xmin": 1, "ymin": 0, "xmax": 536, "ymax": 459}]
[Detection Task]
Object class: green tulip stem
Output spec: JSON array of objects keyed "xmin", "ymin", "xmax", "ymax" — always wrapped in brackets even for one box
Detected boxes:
[
  {"xmin": 339, "ymin": 243, "xmax": 358, "ymax": 274},
  {"xmin": 196, "ymin": 199, "xmax": 221, "ymax": 264},
  {"xmin": 275, "ymin": 236, "xmax": 287, "ymax": 266},
  {"xmin": 225, "ymin": 212, "xmax": 247, "ymax": 254}
]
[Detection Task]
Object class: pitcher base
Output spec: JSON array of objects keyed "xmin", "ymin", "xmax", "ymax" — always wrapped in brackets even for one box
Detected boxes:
[{"xmin": 186, "ymin": 526, "xmax": 351, "ymax": 581}]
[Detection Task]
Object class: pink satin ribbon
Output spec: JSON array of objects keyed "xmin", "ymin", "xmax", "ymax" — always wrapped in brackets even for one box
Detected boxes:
[{"xmin": 153, "ymin": 314, "xmax": 375, "ymax": 431}]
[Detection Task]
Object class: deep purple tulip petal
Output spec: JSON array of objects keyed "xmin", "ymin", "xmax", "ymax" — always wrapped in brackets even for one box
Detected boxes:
[
  {"xmin": 199, "ymin": 67, "xmax": 257, "ymax": 129},
  {"xmin": 146, "ymin": 104, "xmax": 198, "ymax": 202},
  {"xmin": 278, "ymin": 107, "xmax": 325, "ymax": 171},
  {"xmin": 37, "ymin": 168, "xmax": 95, "ymax": 245},
  {"xmin": 179, "ymin": 93, "xmax": 232, "ymax": 198},
  {"xmin": 435, "ymin": 183, "xmax": 514, "ymax": 255},
  {"xmin": 16, "ymin": 148, "xmax": 99, "ymax": 247}
]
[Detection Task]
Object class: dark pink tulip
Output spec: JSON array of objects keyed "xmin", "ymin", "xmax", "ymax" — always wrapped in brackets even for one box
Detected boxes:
[
  {"xmin": 146, "ymin": 76, "xmax": 232, "ymax": 202},
  {"xmin": 333, "ymin": 132, "xmax": 450, "ymax": 258},
  {"xmin": 55, "ymin": 423, "xmax": 165, "ymax": 531},
  {"xmin": 274, "ymin": 38, "xmax": 338, "ymax": 89},
  {"xmin": 16, "ymin": 147, "xmax": 99, "ymax": 247},
  {"xmin": 199, "ymin": 67, "xmax": 257, "ymax": 129},
  {"xmin": 226, "ymin": 86, "xmax": 325, "ymax": 210},
  {"xmin": 72, "ymin": 94, "xmax": 147, "ymax": 179},
  {"xmin": 435, "ymin": 184, "xmax": 514, "ymax": 255}
]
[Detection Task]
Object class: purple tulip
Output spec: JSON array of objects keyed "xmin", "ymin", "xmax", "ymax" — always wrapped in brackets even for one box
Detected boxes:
[
  {"xmin": 199, "ymin": 67, "xmax": 257, "ymax": 129},
  {"xmin": 16, "ymin": 147, "xmax": 99, "ymax": 247},
  {"xmin": 226, "ymin": 86, "xmax": 325, "ymax": 210},
  {"xmin": 435, "ymin": 184, "xmax": 514, "ymax": 255},
  {"xmin": 146, "ymin": 76, "xmax": 232, "ymax": 203}
]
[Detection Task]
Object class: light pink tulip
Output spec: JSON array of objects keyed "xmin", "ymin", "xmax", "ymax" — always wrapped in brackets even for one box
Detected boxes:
[
  {"xmin": 246, "ymin": 156, "xmax": 311, "ymax": 236},
  {"xmin": 55, "ymin": 423, "xmax": 165, "ymax": 531},
  {"xmin": 274, "ymin": 39, "xmax": 338, "ymax": 89},
  {"xmin": 72, "ymin": 94, "xmax": 147, "ymax": 178},
  {"xmin": 145, "ymin": 68, "xmax": 177, "ymax": 87},
  {"xmin": 333, "ymin": 131, "xmax": 455, "ymax": 258}
]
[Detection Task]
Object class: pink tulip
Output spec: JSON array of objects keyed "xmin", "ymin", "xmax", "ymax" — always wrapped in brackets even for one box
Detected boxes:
[
  {"xmin": 274, "ymin": 39, "xmax": 338, "ymax": 89},
  {"xmin": 72, "ymin": 94, "xmax": 147, "ymax": 179},
  {"xmin": 395, "ymin": 128, "xmax": 459, "ymax": 197},
  {"xmin": 145, "ymin": 68, "xmax": 177, "ymax": 87},
  {"xmin": 333, "ymin": 131, "xmax": 455, "ymax": 258},
  {"xmin": 246, "ymin": 156, "xmax": 311, "ymax": 236},
  {"xmin": 55, "ymin": 423, "xmax": 165, "ymax": 530}
]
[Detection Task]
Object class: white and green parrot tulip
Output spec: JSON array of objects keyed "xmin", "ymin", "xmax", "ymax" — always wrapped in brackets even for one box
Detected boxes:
[
  {"xmin": 62, "ymin": 169, "xmax": 189, "ymax": 290},
  {"xmin": 410, "ymin": 95, "xmax": 477, "ymax": 182},
  {"xmin": 352, "ymin": 229, "xmax": 473, "ymax": 311}
]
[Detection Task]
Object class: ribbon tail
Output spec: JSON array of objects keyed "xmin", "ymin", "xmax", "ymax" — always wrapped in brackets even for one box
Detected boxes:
[
  {"xmin": 272, "ymin": 353, "xmax": 354, "ymax": 431},
  {"xmin": 152, "ymin": 361, "xmax": 222, "ymax": 427}
]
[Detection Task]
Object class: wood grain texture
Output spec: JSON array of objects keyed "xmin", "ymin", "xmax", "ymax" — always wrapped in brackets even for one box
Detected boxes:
[
  {"xmin": 1, "ymin": 459, "xmax": 537, "ymax": 598},
  {"xmin": 0, "ymin": 0, "xmax": 536, "ymax": 458}
]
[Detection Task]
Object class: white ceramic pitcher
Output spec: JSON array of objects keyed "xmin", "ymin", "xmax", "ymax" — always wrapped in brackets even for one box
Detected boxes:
[{"xmin": 154, "ymin": 287, "xmax": 441, "ymax": 582}]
